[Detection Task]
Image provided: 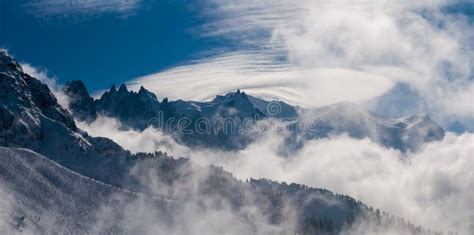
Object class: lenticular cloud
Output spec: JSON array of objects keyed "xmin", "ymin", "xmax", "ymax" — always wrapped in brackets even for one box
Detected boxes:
[{"xmin": 127, "ymin": 0, "xmax": 474, "ymax": 130}]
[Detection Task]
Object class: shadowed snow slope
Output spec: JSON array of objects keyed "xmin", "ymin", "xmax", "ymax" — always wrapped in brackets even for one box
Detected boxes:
[{"xmin": 0, "ymin": 147, "xmax": 175, "ymax": 234}]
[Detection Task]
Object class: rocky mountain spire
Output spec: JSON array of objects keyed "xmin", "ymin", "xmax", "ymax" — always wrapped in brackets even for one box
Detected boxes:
[
  {"xmin": 118, "ymin": 84, "xmax": 128, "ymax": 93},
  {"xmin": 63, "ymin": 80, "xmax": 97, "ymax": 121},
  {"xmin": 109, "ymin": 84, "xmax": 117, "ymax": 93}
]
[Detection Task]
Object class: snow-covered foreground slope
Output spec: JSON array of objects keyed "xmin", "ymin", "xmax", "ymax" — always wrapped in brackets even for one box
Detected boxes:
[
  {"xmin": 0, "ymin": 147, "xmax": 176, "ymax": 234},
  {"xmin": 0, "ymin": 147, "xmax": 438, "ymax": 234}
]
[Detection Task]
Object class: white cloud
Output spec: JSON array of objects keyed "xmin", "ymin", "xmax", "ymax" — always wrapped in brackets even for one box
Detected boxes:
[
  {"xmin": 78, "ymin": 115, "xmax": 474, "ymax": 234},
  {"xmin": 191, "ymin": 132, "xmax": 474, "ymax": 234},
  {"xmin": 126, "ymin": 53, "xmax": 394, "ymax": 107},
  {"xmin": 202, "ymin": 133, "xmax": 474, "ymax": 234},
  {"xmin": 21, "ymin": 63, "xmax": 70, "ymax": 109},
  {"xmin": 24, "ymin": 0, "xmax": 142, "ymax": 18},
  {"xmin": 89, "ymin": 176, "xmax": 296, "ymax": 235},
  {"xmin": 76, "ymin": 115, "xmax": 189, "ymax": 155}
]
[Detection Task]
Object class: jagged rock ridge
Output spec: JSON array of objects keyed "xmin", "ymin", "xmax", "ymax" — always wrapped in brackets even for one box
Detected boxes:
[{"xmin": 65, "ymin": 81, "xmax": 445, "ymax": 152}]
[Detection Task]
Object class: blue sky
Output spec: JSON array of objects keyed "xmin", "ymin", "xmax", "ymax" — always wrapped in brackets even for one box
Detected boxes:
[
  {"xmin": 1, "ymin": 0, "xmax": 223, "ymax": 92},
  {"xmin": 1, "ymin": 1, "xmax": 472, "ymax": 93}
]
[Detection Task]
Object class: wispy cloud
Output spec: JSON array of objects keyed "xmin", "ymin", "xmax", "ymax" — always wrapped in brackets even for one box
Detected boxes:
[
  {"xmin": 126, "ymin": 0, "xmax": 474, "ymax": 129},
  {"xmin": 21, "ymin": 63, "xmax": 71, "ymax": 109},
  {"xmin": 24, "ymin": 0, "xmax": 143, "ymax": 18},
  {"xmin": 126, "ymin": 52, "xmax": 394, "ymax": 107}
]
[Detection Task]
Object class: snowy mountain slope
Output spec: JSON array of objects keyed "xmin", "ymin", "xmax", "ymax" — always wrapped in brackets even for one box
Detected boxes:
[
  {"xmin": 298, "ymin": 102, "xmax": 445, "ymax": 151},
  {"xmin": 0, "ymin": 51, "xmax": 76, "ymax": 151},
  {"xmin": 0, "ymin": 147, "xmax": 435, "ymax": 235},
  {"xmin": 0, "ymin": 147, "xmax": 176, "ymax": 234}
]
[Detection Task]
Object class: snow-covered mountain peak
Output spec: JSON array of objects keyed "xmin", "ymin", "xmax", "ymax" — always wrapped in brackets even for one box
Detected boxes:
[
  {"xmin": 0, "ymin": 51, "xmax": 77, "ymax": 140},
  {"xmin": 209, "ymin": 90, "xmax": 261, "ymax": 116},
  {"xmin": 0, "ymin": 51, "xmax": 132, "ymax": 172},
  {"xmin": 0, "ymin": 50, "xmax": 23, "ymax": 75},
  {"xmin": 0, "ymin": 51, "xmax": 75, "ymax": 123},
  {"xmin": 400, "ymin": 113, "xmax": 430, "ymax": 125},
  {"xmin": 226, "ymin": 90, "xmax": 257, "ymax": 112}
]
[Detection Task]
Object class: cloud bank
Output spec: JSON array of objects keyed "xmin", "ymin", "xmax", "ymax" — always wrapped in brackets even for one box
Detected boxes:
[
  {"xmin": 201, "ymin": 132, "xmax": 474, "ymax": 234},
  {"xmin": 78, "ymin": 116, "xmax": 474, "ymax": 234}
]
